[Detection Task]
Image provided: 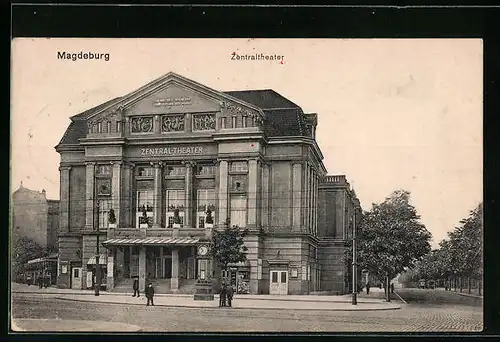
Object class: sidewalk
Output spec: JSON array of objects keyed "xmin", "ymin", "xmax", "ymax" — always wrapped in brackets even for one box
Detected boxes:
[
  {"xmin": 12, "ymin": 318, "xmax": 141, "ymax": 332},
  {"xmin": 12, "ymin": 283, "xmax": 401, "ymax": 311}
]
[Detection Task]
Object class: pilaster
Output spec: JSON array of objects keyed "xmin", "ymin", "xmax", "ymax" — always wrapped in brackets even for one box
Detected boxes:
[
  {"xmin": 85, "ymin": 162, "xmax": 96, "ymax": 231},
  {"xmin": 292, "ymin": 162, "xmax": 302, "ymax": 232},
  {"xmin": 139, "ymin": 246, "xmax": 146, "ymax": 291},
  {"xmin": 151, "ymin": 161, "xmax": 163, "ymax": 228},
  {"xmin": 171, "ymin": 249, "xmax": 179, "ymax": 291},
  {"xmin": 111, "ymin": 161, "xmax": 122, "ymax": 227},
  {"xmin": 217, "ymin": 159, "xmax": 229, "ymax": 226},
  {"xmin": 247, "ymin": 158, "xmax": 260, "ymax": 228},
  {"xmin": 260, "ymin": 162, "xmax": 270, "ymax": 228},
  {"xmin": 183, "ymin": 161, "xmax": 195, "ymax": 227},
  {"xmin": 59, "ymin": 166, "xmax": 72, "ymax": 234}
]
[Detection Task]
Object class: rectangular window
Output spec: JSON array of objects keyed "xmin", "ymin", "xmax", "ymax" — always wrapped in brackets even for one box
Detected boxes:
[
  {"xmin": 166, "ymin": 166, "xmax": 186, "ymax": 177},
  {"xmin": 137, "ymin": 167, "xmax": 154, "ymax": 177},
  {"xmin": 230, "ymin": 195, "xmax": 247, "ymax": 228},
  {"xmin": 230, "ymin": 161, "xmax": 248, "ymax": 173},
  {"xmin": 166, "ymin": 190, "xmax": 185, "ymax": 228},
  {"xmin": 271, "ymin": 271, "xmax": 278, "ymax": 283},
  {"xmin": 196, "ymin": 165, "xmax": 216, "ymax": 177},
  {"xmin": 230, "ymin": 174, "xmax": 248, "ymax": 192},
  {"xmin": 232, "ymin": 116, "xmax": 237, "ymax": 128},
  {"xmin": 98, "ymin": 199, "xmax": 111, "ymax": 229},
  {"xmin": 281, "ymin": 271, "xmax": 287, "ymax": 284},
  {"xmin": 136, "ymin": 190, "xmax": 154, "ymax": 227},
  {"xmin": 196, "ymin": 189, "xmax": 216, "ymax": 228}
]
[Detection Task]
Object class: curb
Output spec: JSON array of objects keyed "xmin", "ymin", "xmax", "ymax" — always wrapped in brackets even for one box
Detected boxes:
[
  {"xmin": 54, "ymin": 296, "xmax": 402, "ymax": 312},
  {"xmin": 393, "ymin": 291, "xmax": 407, "ymax": 304},
  {"xmin": 12, "ymin": 291, "xmax": 388, "ymax": 305},
  {"xmin": 454, "ymin": 292, "xmax": 483, "ymax": 299}
]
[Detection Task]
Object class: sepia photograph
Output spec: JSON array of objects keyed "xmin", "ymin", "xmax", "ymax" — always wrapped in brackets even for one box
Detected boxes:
[{"xmin": 10, "ymin": 38, "xmax": 483, "ymax": 333}]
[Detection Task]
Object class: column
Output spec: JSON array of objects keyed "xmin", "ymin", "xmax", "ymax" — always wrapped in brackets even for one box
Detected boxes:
[
  {"xmin": 152, "ymin": 162, "xmax": 163, "ymax": 228},
  {"xmin": 59, "ymin": 166, "xmax": 71, "ymax": 233},
  {"xmin": 85, "ymin": 162, "xmax": 96, "ymax": 231},
  {"xmin": 171, "ymin": 249, "xmax": 179, "ymax": 291},
  {"xmin": 122, "ymin": 163, "xmax": 134, "ymax": 228},
  {"xmin": 218, "ymin": 159, "xmax": 229, "ymax": 226},
  {"xmin": 260, "ymin": 163, "xmax": 269, "ymax": 228},
  {"xmin": 154, "ymin": 115, "xmax": 161, "ymax": 134},
  {"xmin": 184, "ymin": 161, "xmax": 194, "ymax": 227},
  {"xmin": 112, "ymin": 162, "xmax": 122, "ymax": 227},
  {"xmin": 314, "ymin": 174, "xmax": 319, "ymax": 236},
  {"xmin": 139, "ymin": 246, "xmax": 146, "ymax": 291},
  {"xmin": 302, "ymin": 162, "xmax": 309, "ymax": 229},
  {"xmin": 106, "ymin": 247, "xmax": 114, "ymax": 290},
  {"xmin": 292, "ymin": 163, "xmax": 302, "ymax": 231},
  {"xmin": 248, "ymin": 158, "xmax": 259, "ymax": 229}
]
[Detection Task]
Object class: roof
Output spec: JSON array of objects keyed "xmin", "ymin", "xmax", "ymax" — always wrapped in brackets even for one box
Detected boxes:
[
  {"xmin": 70, "ymin": 96, "xmax": 122, "ymax": 120},
  {"xmin": 57, "ymin": 120, "xmax": 88, "ymax": 146},
  {"xmin": 223, "ymin": 89, "xmax": 299, "ymax": 109}
]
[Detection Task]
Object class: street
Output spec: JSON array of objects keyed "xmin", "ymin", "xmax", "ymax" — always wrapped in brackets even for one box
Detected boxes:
[{"xmin": 11, "ymin": 288, "xmax": 483, "ymax": 332}]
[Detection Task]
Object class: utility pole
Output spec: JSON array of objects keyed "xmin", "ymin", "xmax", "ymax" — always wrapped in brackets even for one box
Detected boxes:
[
  {"xmin": 352, "ymin": 213, "xmax": 357, "ymax": 305},
  {"xmin": 95, "ymin": 200, "xmax": 101, "ymax": 296}
]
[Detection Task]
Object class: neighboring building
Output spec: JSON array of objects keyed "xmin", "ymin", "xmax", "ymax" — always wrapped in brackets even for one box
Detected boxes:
[
  {"xmin": 12, "ymin": 183, "xmax": 59, "ymax": 250},
  {"xmin": 55, "ymin": 72, "xmax": 361, "ymax": 294}
]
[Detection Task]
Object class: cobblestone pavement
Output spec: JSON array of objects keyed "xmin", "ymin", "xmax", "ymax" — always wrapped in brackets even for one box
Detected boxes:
[{"xmin": 11, "ymin": 292, "xmax": 483, "ymax": 332}]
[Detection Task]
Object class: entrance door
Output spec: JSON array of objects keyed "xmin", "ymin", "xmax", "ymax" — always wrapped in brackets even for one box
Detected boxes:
[
  {"xmin": 164, "ymin": 257, "xmax": 172, "ymax": 278},
  {"xmin": 269, "ymin": 270, "xmax": 288, "ymax": 295},
  {"xmin": 71, "ymin": 267, "xmax": 82, "ymax": 290}
]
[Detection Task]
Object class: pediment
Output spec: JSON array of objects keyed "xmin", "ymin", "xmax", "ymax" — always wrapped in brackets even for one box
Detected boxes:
[
  {"xmin": 125, "ymin": 82, "xmax": 221, "ymax": 115},
  {"xmin": 85, "ymin": 72, "xmax": 265, "ymax": 127}
]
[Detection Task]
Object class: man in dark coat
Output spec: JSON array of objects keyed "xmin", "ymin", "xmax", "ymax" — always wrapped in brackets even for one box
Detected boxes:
[
  {"xmin": 366, "ymin": 281, "xmax": 371, "ymax": 295},
  {"xmin": 226, "ymin": 284, "xmax": 234, "ymax": 307},
  {"xmin": 132, "ymin": 276, "xmax": 140, "ymax": 297},
  {"xmin": 219, "ymin": 283, "xmax": 227, "ymax": 307},
  {"xmin": 145, "ymin": 282, "xmax": 155, "ymax": 306}
]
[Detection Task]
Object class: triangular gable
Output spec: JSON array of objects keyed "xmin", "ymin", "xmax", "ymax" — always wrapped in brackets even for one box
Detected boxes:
[{"xmin": 85, "ymin": 72, "xmax": 265, "ymax": 122}]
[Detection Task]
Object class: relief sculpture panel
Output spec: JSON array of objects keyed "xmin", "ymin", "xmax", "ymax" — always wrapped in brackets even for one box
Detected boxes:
[
  {"xmin": 192, "ymin": 113, "xmax": 216, "ymax": 131},
  {"xmin": 130, "ymin": 116, "xmax": 154, "ymax": 133},
  {"xmin": 162, "ymin": 115, "xmax": 185, "ymax": 132}
]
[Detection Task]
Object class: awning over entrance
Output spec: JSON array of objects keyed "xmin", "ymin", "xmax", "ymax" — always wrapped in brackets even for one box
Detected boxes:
[
  {"xmin": 87, "ymin": 255, "xmax": 107, "ymax": 265},
  {"xmin": 102, "ymin": 237, "xmax": 200, "ymax": 246}
]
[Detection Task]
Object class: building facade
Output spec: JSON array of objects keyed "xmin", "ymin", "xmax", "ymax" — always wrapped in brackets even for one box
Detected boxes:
[
  {"xmin": 12, "ymin": 183, "xmax": 59, "ymax": 251},
  {"xmin": 55, "ymin": 72, "xmax": 361, "ymax": 294}
]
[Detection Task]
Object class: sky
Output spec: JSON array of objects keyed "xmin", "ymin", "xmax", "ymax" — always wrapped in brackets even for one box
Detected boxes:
[{"xmin": 11, "ymin": 38, "xmax": 483, "ymax": 248}]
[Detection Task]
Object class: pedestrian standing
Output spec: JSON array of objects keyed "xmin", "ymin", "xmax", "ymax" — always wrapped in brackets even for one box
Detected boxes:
[
  {"xmin": 366, "ymin": 281, "xmax": 370, "ymax": 295},
  {"xmin": 390, "ymin": 283, "xmax": 394, "ymax": 294},
  {"xmin": 219, "ymin": 283, "xmax": 227, "ymax": 307},
  {"xmin": 145, "ymin": 282, "xmax": 155, "ymax": 306},
  {"xmin": 132, "ymin": 276, "xmax": 140, "ymax": 297},
  {"xmin": 226, "ymin": 284, "xmax": 234, "ymax": 307}
]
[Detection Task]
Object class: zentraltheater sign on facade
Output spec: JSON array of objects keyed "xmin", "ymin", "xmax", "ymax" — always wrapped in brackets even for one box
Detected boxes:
[{"xmin": 55, "ymin": 72, "xmax": 362, "ymax": 295}]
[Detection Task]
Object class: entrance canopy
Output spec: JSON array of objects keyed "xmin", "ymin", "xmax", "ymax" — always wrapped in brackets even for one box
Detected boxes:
[{"xmin": 102, "ymin": 237, "xmax": 200, "ymax": 246}]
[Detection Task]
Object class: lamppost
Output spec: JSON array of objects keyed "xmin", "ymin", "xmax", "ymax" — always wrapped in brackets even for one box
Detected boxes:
[
  {"xmin": 351, "ymin": 214, "xmax": 357, "ymax": 305},
  {"xmin": 95, "ymin": 200, "xmax": 101, "ymax": 296}
]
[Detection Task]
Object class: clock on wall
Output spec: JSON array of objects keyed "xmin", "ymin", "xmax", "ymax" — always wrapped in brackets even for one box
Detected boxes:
[{"xmin": 197, "ymin": 245, "xmax": 209, "ymax": 256}]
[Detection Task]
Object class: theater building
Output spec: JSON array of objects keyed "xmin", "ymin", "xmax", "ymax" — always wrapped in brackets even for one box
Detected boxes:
[{"xmin": 55, "ymin": 72, "xmax": 361, "ymax": 295}]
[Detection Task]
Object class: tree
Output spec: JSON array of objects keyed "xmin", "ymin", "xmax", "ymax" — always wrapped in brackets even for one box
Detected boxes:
[
  {"xmin": 356, "ymin": 190, "xmax": 432, "ymax": 301},
  {"xmin": 210, "ymin": 226, "xmax": 248, "ymax": 281},
  {"xmin": 11, "ymin": 237, "xmax": 45, "ymax": 279}
]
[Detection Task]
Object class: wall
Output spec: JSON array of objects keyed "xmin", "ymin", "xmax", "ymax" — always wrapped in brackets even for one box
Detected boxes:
[
  {"xmin": 318, "ymin": 242, "xmax": 346, "ymax": 293},
  {"xmin": 69, "ymin": 166, "xmax": 86, "ymax": 233},
  {"xmin": 12, "ymin": 187, "xmax": 49, "ymax": 247},
  {"xmin": 57, "ymin": 236, "xmax": 81, "ymax": 288},
  {"xmin": 270, "ymin": 162, "xmax": 292, "ymax": 228},
  {"xmin": 47, "ymin": 200, "xmax": 60, "ymax": 250}
]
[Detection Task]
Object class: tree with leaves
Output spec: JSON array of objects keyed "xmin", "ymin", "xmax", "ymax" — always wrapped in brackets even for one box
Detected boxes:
[
  {"xmin": 210, "ymin": 226, "xmax": 248, "ymax": 283},
  {"xmin": 11, "ymin": 236, "xmax": 45, "ymax": 279},
  {"xmin": 355, "ymin": 190, "xmax": 432, "ymax": 301}
]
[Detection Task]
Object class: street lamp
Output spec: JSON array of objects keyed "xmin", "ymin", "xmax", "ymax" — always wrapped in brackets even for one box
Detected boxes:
[
  {"xmin": 351, "ymin": 214, "xmax": 357, "ymax": 305},
  {"xmin": 95, "ymin": 200, "xmax": 101, "ymax": 296}
]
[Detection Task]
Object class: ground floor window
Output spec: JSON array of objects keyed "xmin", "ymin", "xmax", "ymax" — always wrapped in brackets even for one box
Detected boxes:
[
  {"xmin": 196, "ymin": 189, "xmax": 216, "ymax": 228},
  {"xmin": 136, "ymin": 190, "xmax": 154, "ymax": 227}
]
